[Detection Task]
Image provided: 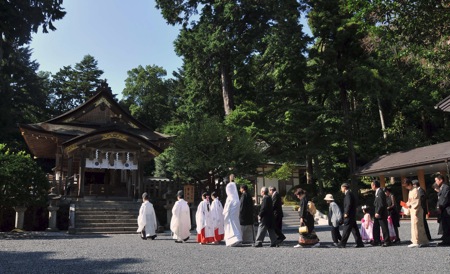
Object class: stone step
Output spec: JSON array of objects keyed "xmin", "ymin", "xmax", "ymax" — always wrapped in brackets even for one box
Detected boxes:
[
  {"xmin": 72, "ymin": 200, "xmax": 143, "ymax": 234},
  {"xmin": 76, "ymin": 205, "xmax": 140, "ymax": 210},
  {"xmin": 77, "ymin": 220, "xmax": 136, "ymax": 225},
  {"xmin": 76, "ymin": 222, "xmax": 137, "ymax": 227},
  {"xmin": 74, "ymin": 227, "xmax": 137, "ymax": 234},
  {"xmin": 75, "ymin": 201, "xmax": 140, "ymax": 208},
  {"xmin": 76, "ymin": 210, "xmax": 138, "ymax": 215},
  {"xmin": 76, "ymin": 215, "xmax": 137, "ymax": 220}
]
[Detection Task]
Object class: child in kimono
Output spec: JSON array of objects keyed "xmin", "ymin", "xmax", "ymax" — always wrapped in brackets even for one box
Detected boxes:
[{"xmin": 360, "ymin": 205, "xmax": 373, "ymax": 243}]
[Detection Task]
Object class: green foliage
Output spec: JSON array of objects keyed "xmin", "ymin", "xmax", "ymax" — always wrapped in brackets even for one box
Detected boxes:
[
  {"xmin": 155, "ymin": 116, "xmax": 263, "ymax": 182},
  {"xmin": 0, "ymin": 144, "xmax": 49, "ymax": 209},
  {"xmin": 234, "ymin": 177, "xmax": 253, "ymax": 194},
  {"xmin": 267, "ymin": 163, "xmax": 296, "ymax": 181},
  {"xmin": 0, "ymin": 0, "xmax": 66, "ymax": 47},
  {"xmin": 0, "ymin": 45, "xmax": 51, "ymax": 148},
  {"xmin": 0, "ymin": 0, "xmax": 65, "ymax": 147},
  {"xmin": 48, "ymin": 55, "xmax": 104, "ymax": 115},
  {"xmin": 121, "ymin": 65, "xmax": 176, "ymax": 131}
]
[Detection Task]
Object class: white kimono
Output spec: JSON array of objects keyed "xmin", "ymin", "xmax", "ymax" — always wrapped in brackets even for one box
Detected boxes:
[
  {"xmin": 223, "ymin": 182, "xmax": 243, "ymax": 246},
  {"xmin": 137, "ymin": 200, "xmax": 157, "ymax": 237},
  {"xmin": 170, "ymin": 198, "xmax": 191, "ymax": 240},
  {"xmin": 195, "ymin": 199, "xmax": 215, "ymax": 242},
  {"xmin": 210, "ymin": 198, "xmax": 225, "ymax": 238}
]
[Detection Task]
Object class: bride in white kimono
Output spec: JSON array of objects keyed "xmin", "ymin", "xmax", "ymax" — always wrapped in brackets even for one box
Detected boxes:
[
  {"xmin": 223, "ymin": 182, "xmax": 243, "ymax": 246},
  {"xmin": 137, "ymin": 192, "xmax": 157, "ymax": 240}
]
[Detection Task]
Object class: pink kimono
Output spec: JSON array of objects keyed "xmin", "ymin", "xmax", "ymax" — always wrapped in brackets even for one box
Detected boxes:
[{"xmin": 360, "ymin": 213, "xmax": 373, "ymax": 242}]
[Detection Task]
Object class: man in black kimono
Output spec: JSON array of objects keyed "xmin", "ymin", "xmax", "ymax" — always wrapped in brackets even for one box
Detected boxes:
[
  {"xmin": 239, "ymin": 184, "xmax": 255, "ymax": 243},
  {"xmin": 254, "ymin": 187, "xmax": 278, "ymax": 247},
  {"xmin": 338, "ymin": 183, "xmax": 364, "ymax": 248},
  {"xmin": 371, "ymin": 180, "xmax": 391, "ymax": 247},
  {"xmin": 269, "ymin": 186, "xmax": 286, "ymax": 243}
]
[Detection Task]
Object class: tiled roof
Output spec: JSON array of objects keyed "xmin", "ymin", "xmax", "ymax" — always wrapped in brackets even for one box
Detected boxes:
[{"xmin": 355, "ymin": 141, "xmax": 450, "ymax": 177}]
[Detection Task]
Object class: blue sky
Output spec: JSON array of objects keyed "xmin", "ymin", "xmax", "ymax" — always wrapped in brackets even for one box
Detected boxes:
[
  {"xmin": 30, "ymin": 0, "xmax": 182, "ymax": 98},
  {"xmin": 30, "ymin": 1, "xmax": 311, "ymax": 99}
]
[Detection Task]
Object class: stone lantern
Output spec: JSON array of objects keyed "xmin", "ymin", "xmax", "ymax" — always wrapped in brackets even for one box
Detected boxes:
[{"xmin": 47, "ymin": 187, "xmax": 61, "ymax": 231}]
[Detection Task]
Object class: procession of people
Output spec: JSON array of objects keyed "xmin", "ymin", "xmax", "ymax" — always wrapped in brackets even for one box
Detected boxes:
[{"xmin": 137, "ymin": 174, "xmax": 450, "ymax": 249}]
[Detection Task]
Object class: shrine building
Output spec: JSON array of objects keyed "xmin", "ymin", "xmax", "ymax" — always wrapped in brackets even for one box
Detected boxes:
[{"xmin": 19, "ymin": 83, "xmax": 171, "ymax": 200}]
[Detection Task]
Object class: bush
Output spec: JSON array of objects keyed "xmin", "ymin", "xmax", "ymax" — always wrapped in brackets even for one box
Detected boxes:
[{"xmin": 0, "ymin": 144, "xmax": 49, "ymax": 209}]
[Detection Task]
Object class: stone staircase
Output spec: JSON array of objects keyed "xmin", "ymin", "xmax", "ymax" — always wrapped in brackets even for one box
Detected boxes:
[
  {"xmin": 70, "ymin": 200, "xmax": 140, "ymax": 234},
  {"xmin": 282, "ymin": 205, "xmax": 328, "ymax": 230}
]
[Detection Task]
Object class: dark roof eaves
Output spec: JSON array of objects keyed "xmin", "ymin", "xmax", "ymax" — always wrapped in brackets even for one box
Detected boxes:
[{"xmin": 354, "ymin": 157, "xmax": 450, "ymax": 176}]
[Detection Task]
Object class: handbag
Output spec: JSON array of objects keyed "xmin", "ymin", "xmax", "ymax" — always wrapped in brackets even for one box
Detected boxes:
[{"xmin": 299, "ymin": 225, "xmax": 309, "ymax": 234}]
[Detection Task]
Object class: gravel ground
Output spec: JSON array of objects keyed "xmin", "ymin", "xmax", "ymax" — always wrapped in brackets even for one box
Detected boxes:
[{"xmin": 1, "ymin": 221, "xmax": 449, "ymax": 274}]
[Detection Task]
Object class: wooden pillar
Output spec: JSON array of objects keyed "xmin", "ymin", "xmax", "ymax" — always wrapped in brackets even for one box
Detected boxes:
[
  {"xmin": 379, "ymin": 175, "xmax": 386, "ymax": 188},
  {"xmin": 67, "ymin": 157, "xmax": 73, "ymax": 196},
  {"xmin": 59, "ymin": 151, "xmax": 64, "ymax": 195},
  {"xmin": 417, "ymin": 169, "xmax": 426, "ymax": 191},
  {"xmin": 401, "ymin": 176, "xmax": 408, "ymax": 203},
  {"xmin": 138, "ymin": 160, "xmax": 144, "ymax": 196},
  {"xmin": 79, "ymin": 153, "xmax": 86, "ymax": 197}
]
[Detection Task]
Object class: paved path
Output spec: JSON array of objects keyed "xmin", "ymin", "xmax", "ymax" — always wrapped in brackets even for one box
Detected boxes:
[{"xmin": 1, "ymin": 221, "xmax": 449, "ymax": 273}]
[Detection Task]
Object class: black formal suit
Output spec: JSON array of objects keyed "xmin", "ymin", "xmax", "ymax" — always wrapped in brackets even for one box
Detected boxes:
[
  {"xmin": 255, "ymin": 194, "xmax": 277, "ymax": 245},
  {"xmin": 373, "ymin": 188, "xmax": 390, "ymax": 244},
  {"xmin": 417, "ymin": 186, "xmax": 431, "ymax": 241},
  {"xmin": 438, "ymin": 183, "xmax": 450, "ymax": 244},
  {"xmin": 272, "ymin": 191, "xmax": 285, "ymax": 240},
  {"xmin": 340, "ymin": 190, "xmax": 364, "ymax": 247}
]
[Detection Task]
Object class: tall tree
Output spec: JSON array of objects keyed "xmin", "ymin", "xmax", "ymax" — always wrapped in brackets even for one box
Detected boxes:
[
  {"xmin": 306, "ymin": 0, "xmax": 387, "ymax": 186},
  {"xmin": 74, "ymin": 54, "xmax": 104, "ymax": 102},
  {"xmin": 0, "ymin": 0, "xmax": 65, "ymax": 146},
  {"xmin": 348, "ymin": 0, "xmax": 450, "ymax": 145},
  {"xmin": 156, "ymin": 0, "xmax": 289, "ymax": 116},
  {"xmin": 0, "ymin": 0, "xmax": 65, "ymax": 65},
  {"xmin": 156, "ymin": 1, "xmax": 312, "ymax": 186},
  {"xmin": 121, "ymin": 65, "xmax": 176, "ymax": 131},
  {"xmin": 0, "ymin": 45, "xmax": 50, "ymax": 147},
  {"xmin": 48, "ymin": 55, "xmax": 104, "ymax": 115}
]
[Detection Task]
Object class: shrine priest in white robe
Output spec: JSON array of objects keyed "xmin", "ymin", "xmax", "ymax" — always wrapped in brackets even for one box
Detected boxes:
[
  {"xmin": 223, "ymin": 180, "xmax": 243, "ymax": 247},
  {"xmin": 137, "ymin": 192, "xmax": 157, "ymax": 240},
  {"xmin": 170, "ymin": 190, "xmax": 192, "ymax": 243}
]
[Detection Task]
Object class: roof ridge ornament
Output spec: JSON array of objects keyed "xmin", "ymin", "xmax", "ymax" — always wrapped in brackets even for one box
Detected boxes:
[{"xmin": 96, "ymin": 80, "xmax": 113, "ymax": 95}]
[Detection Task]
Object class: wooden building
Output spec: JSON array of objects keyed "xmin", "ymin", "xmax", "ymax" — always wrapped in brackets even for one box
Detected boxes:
[
  {"xmin": 19, "ymin": 83, "xmax": 171, "ymax": 200},
  {"xmin": 355, "ymin": 95, "xmax": 450, "ymax": 202}
]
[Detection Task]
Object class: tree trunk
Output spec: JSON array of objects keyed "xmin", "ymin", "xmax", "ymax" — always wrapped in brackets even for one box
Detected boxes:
[
  {"xmin": 0, "ymin": 33, "xmax": 4, "ymax": 68},
  {"xmin": 306, "ymin": 155, "xmax": 313, "ymax": 184},
  {"xmin": 377, "ymin": 97, "xmax": 387, "ymax": 141},
  {"xmin": 220, "ymin": 63, "xmax": 234, "ymax": 116},
  {"xmin": 340, "ymin": 85, "xmax": 357, "ymax": 188},
  {"xmin": 313, "ymin": 155, "xmax": 324, "ymax": 195}
]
